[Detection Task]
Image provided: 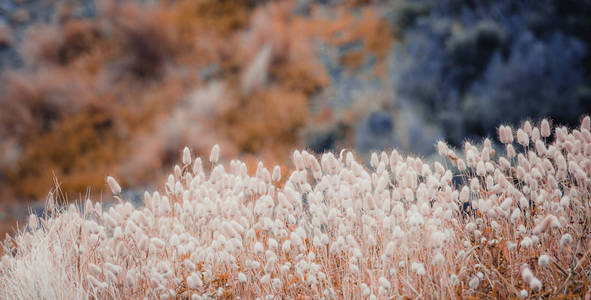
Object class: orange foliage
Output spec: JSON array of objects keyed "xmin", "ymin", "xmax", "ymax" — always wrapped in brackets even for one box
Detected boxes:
[{"xmin": 0, "ymin": 0, "xmax": 393, "ymax": 205}]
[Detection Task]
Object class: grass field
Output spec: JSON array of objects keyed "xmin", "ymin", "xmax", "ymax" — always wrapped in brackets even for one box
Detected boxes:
[{"xmin": 1, "ymin": 116, "xmax": 590, "ymax": 299}]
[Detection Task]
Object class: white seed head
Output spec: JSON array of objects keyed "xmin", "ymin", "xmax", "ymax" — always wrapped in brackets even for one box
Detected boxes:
[
  {"xmin": 106, "ymin": 176, "xmax": 122, "ymax": 195},
  {"xmin": 540, "ymin": 119, "xmax": 551, "ymax": 137},
  {"xmin": 183, "ymin": 147, "xmax": 192, "ymax": 165},
  {"xmin": 187, "ymin": 273, "xmax": 203, "ymax": 289},
  {"xmin": 379, "ymin": 277, "xmax": 391, "ymax": 290},
  {"xmin": 582, "ymin": 116, "xmax": 590, "ymax": 131},
  {"xmin": 254, "ymin": 242, "xmax": 264, "ymax": 256},
  {"xmin": 237, "ymin": 272, "xmax": 247, "ymax": 283},
  {"xmin": 272, "ymin": 165, "xmax": 281, "ymax": 182},
  {"xmin": 560, "ymin": 233, "xmax": 573, "ymax": 247},
  {"xmin": 538, "ymin": 254, "xmax": 551, "ymax": 267},
  {"xmin": 411, "ymin": 262, "xmax": 426, "ymax": 276},
  {"xmin": 517, "ymin": 129, "xmax": 529, "ymax": 146},
  {"xmin": 433, "ymin": 252, "xmax": 445, "ymax": 265},
  {"xmin": 272, "ymin": 278, "xmax": 282, "ymax": 289},
  {"xmin": 468, "ymin": 276, "xmax": 480, "ymax": 290},
  {"xmin": 210, "ymin": 144, "xmax": 220, "ymax": 164},
  {"xmin": 28, "ymin": 214, "xmax": 39, "ymax": 230}
]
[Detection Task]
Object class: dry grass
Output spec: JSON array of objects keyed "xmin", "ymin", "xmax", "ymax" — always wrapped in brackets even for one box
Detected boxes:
[{"xmin": 1, "ymin": 116, "xmax": 590, "ymax": 299}]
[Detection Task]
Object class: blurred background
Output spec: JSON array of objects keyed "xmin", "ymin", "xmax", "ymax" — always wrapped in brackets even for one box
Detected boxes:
[{"xmin": 0, "ymin": 0, "xmax": 589, "ymax": 236}]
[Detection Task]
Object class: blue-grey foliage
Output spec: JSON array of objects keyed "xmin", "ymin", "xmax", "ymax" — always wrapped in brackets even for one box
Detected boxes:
[{"xmin": 388, "ymin": 0, "xmax": 588, "ymax": 146}]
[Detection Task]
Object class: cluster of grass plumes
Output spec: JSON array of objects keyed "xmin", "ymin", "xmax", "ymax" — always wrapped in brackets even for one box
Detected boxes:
[{"xmin": 1, "ymin": 116, "xmax": 590, "ymax": 299}]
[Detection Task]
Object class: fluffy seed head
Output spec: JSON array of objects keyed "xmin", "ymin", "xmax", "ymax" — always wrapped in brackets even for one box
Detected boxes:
[
  {"xmin": 254, "ymin": 242, "xmax": 264, "ymax": 256},
  {"xmin": 517, "ymin": 129, "xmax": 529, "ymax": 146},
  {"xmin": 582, "ymin": 116, "xmax": 590, "ymax": 131},
  {"xmin": 183, "ymin": 147, "xmax": 192, "ymax": 165},
  {"xmin": 411, "ymin": 262, "xmax": 426, "ymax": 276},
  {"xmin": 210, "ymin": 144, "xmax": 220, "ymax": 164},
  {"xmin": 237, "ymin": 272, "xmax": 247, "ymax": 283},
  {"xmin": 379, "ymin": 277, "xmax": 391, "ymax": 290},
  {"xmin": 469, "ymin": 276, "xmax": 480, "ymax": 290},
  {"xmin": 540, "ymin": 119, "xmax": 551, "ymax": 137},
  {"xmin": 187, "ymin": 273, "xmax": 203, "ymax": 289},
  {"xmin": 106, "ymin": 176, "xmax": 122, "ymax": 195},
  {"xmin": 560, "ymin": 233, "xmax": 573, "ymax": 247},
  {"xmin": 538, "ymin": 254, "xmax": 551, "ymax": 267},
  {"xmin": 272, "ymin": 165, "xmax": 281, "ymax": 182},
  {"xmin": 532, "ymin": 215, "xmax": 562, "ymax": 234}
]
